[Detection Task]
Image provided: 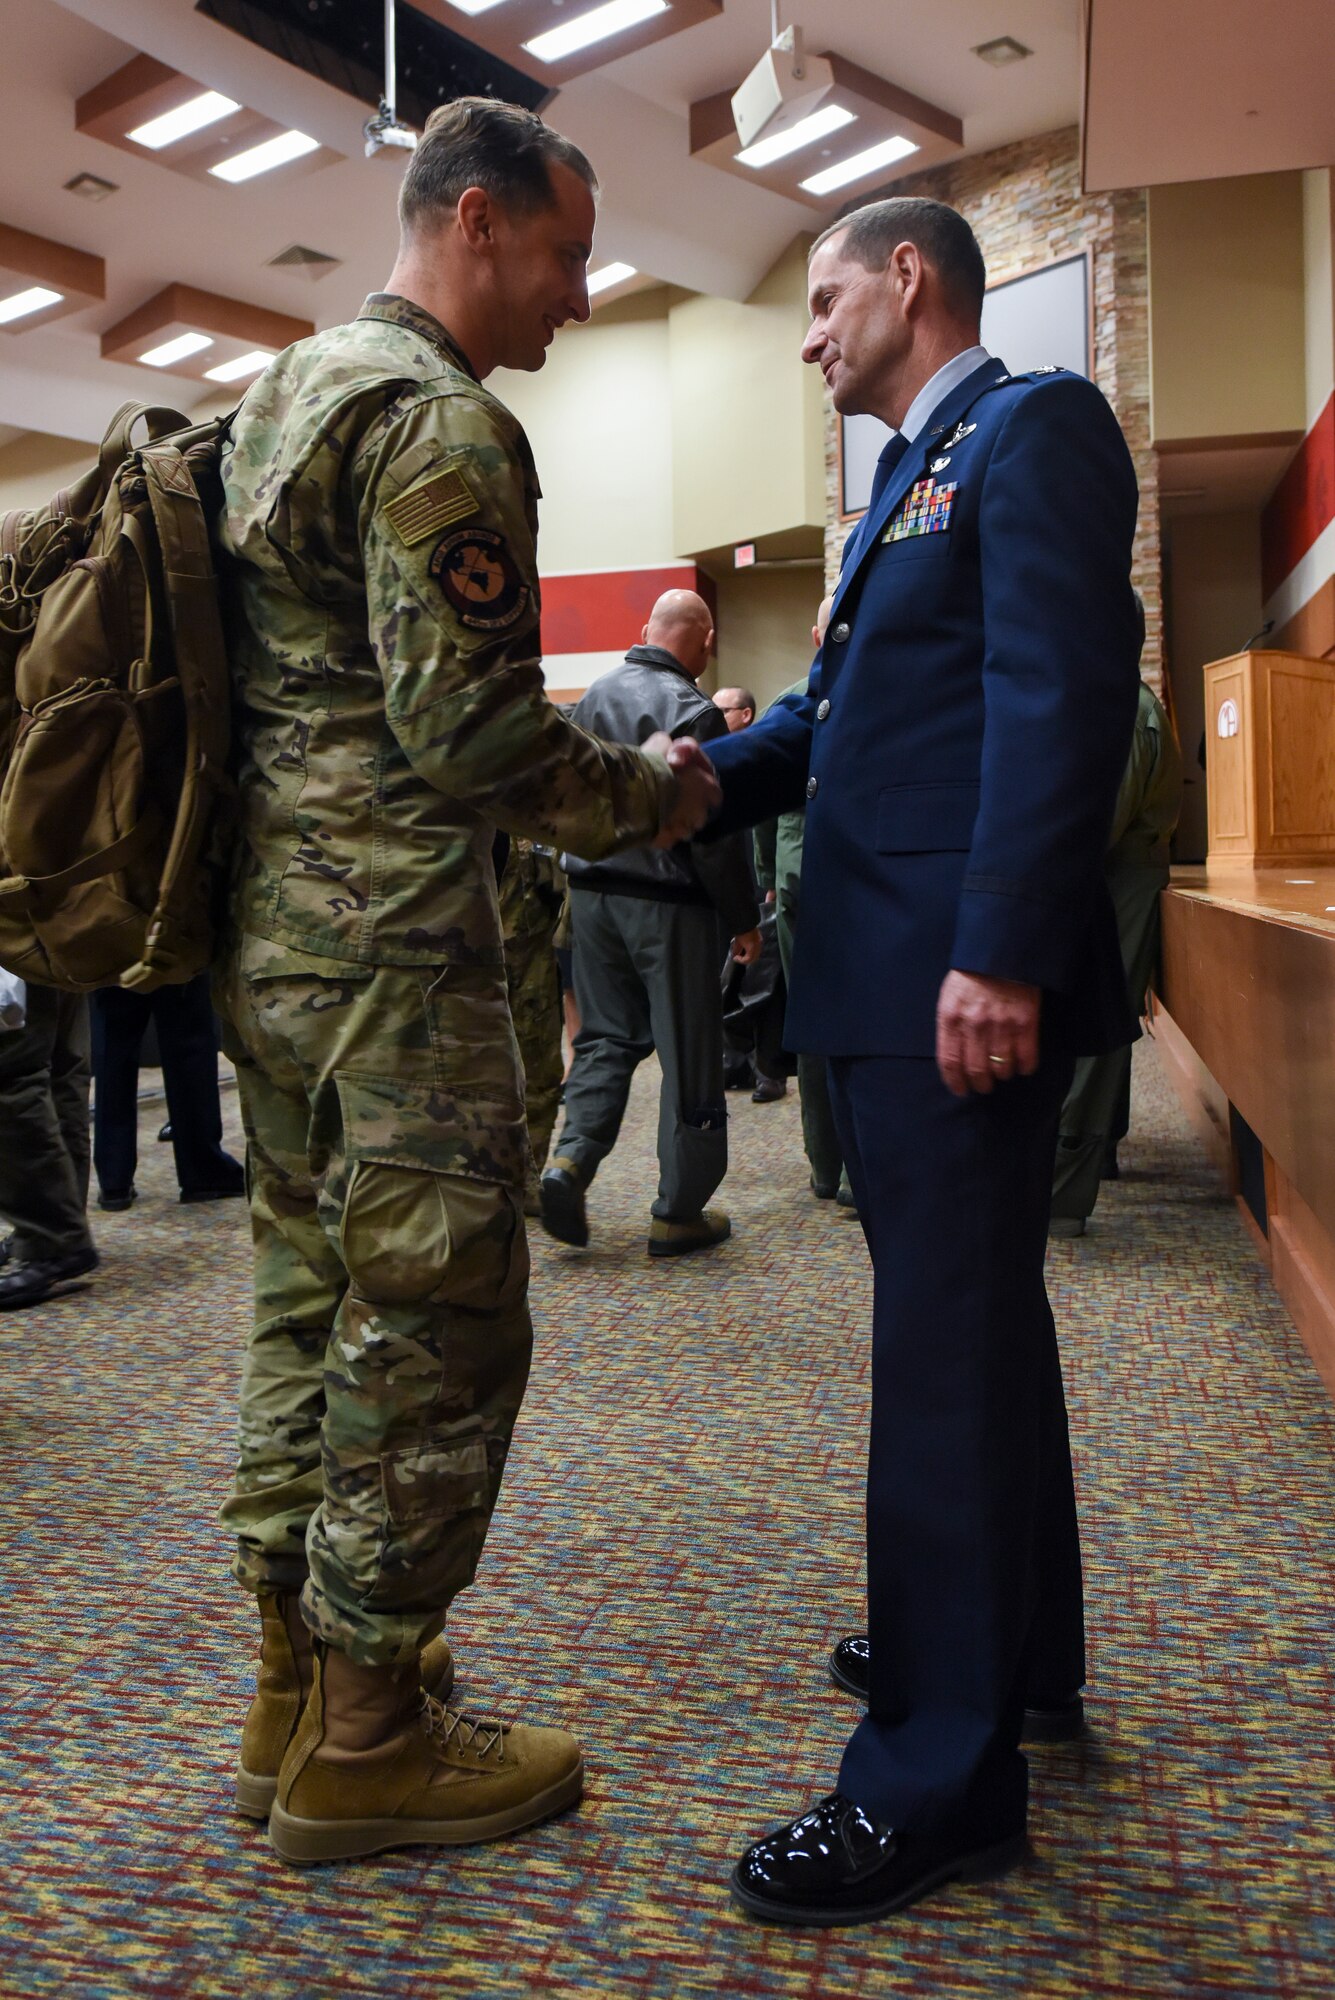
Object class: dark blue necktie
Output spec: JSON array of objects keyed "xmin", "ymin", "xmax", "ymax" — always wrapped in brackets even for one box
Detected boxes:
[{"xmin": 868, "ymin": 430, "xmax": 911, "ymax": 513}]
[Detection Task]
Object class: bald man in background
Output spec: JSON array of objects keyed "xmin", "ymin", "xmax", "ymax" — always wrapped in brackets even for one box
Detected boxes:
[{"xmin": 544, "ymin": 591, "xmax": 761, "ymax": 1256}]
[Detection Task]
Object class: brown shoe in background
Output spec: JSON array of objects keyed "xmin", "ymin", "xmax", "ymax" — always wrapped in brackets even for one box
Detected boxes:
[
  {"xmin": 268, "ymin": 1646, "xmax": 583, "ymax": 1864},
  {"xmin": 236, "ymin": 1594, "xmax": 454, "ymax": 1820}
]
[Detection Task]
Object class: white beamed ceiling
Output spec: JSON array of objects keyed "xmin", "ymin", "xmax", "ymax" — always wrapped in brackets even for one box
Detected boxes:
[{"xmin": 3, "ymin": 0, "xmax": 1083, "ymax": 442}]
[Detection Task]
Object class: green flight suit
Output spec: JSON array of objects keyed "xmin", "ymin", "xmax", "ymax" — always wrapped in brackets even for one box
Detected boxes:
[
  {"xmin": 753, "ymin": 681, "xmax": 845, "ymax": 1196},
  {"xmin": 1051, "ymin": 682, "xmax": 1183, "ymax": 1226},
  {"xmin": 215, "ymin": 294, "xmax": 674, "ymax": 1665}
]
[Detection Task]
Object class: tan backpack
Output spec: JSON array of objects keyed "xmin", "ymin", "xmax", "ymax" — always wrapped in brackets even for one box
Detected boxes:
[{"xmin": 0, "ymin": 401, "xmax": 236, "ymax": 992}]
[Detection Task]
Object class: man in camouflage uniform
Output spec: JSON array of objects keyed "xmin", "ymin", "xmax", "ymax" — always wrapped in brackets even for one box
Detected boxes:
[
  {"xmin": 498, "ymin": 839, "xmax": 566, "ymax": 1211},
  {"xmin": 214, "ymin": 97, "xmax": 718, "ymax": 1866}
]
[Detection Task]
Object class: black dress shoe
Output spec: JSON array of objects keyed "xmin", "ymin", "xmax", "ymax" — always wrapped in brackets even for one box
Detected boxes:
[
  {"xmin": 179, "ymin": 1181, "xmax": 245, "ymax": 1203},
  {"xmin": 0, "ymin": 1246, "xmax": 99, "ymax": 1310},
  {"xmin": 751, "ymin": 1074, "xmax": 787, "ymax": 1104},
  {"xmin": 539, "ymin": 1159, "xmax": 589, "ymax": 1247},
  {"xmin": 828, "ymin": 1634, "xmax": 1085, "ymax": 1743},
  {"xmin": 731, "ymin": 1791, "xmax": 1027, "ymax": 1927},
  {"xmin": 98, "ymin": 1186, "xmax": 137, "ymax": 1212}
]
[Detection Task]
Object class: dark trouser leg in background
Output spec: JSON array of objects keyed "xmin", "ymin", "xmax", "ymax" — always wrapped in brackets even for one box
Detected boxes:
[
  {"xmin": 151, "ymin": 973, "xmax": 239, "ymax": 1195},
  {"xmin": 50, "ymin": 988, "xmax": 92, "ymax": 1215},
  {"xmin": 775, "ymin": 883, "xmax": 843, "ymax": 1191},
  {"xmin": 828, "ymin": 1050, "xmax": 1080, "ymax": 1835},
  {"xmin": 0, "ymin": 985, "xmax": 95, "ymax": 1262},
  {"xmin": 622, "ymin": 900, "xmax": 728, "ymax": 1221},
  {"xmin": 90, "ymin": 987, "xmax": 150, "ymax": 1200},
  {"xmin": 557, "ymin": 891, "xmax": 654, "ymax": 1188}
]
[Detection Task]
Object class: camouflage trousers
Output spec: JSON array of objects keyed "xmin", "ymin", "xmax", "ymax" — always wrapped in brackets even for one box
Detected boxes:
[
  {"xmin": 216, "ymin": 934, "xmax": 533, "ymax": 1667},
  {"xmin": 498, "ymin": 845, "xmax": 565, "ymax": 1201}
]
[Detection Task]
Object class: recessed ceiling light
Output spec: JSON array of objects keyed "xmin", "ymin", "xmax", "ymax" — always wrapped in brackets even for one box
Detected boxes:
[
  {"xmin": 0, "ymin": 286, "xmax": 63, "ymax": 325},
  {"xmin": 204, "ymin": 348, "xmax": 276, "ymax": 383},
  {"xmin": 442, "ymin": 0, "xmax": 508, "ymax": 11},
  {"xmin": 128, "ymin": 90, "xmax": 240, "ymax": 150},
  {"xmin": 587, "ymin": 262, "xmax": 637, "ymax": 297},
  {"xmin": 209, "ymin": 130, "xmax": 320, "ymax": 183},
  {"xmin": 139, "ymin": 330, "xmax": 214, "ymax": 367},
  {"xmin": 972, "ymin": 36, "xmax": 1032, "ymax": 65},
  {"xmin": 523, "ymin": 0, "xmax": 668, "ymax": 66},
  {"xmin": 800, "ymin": 134, "xmax": 919, "ymax": 196},
  {"xmin": 736, "ymin": 104, "xmax": 857, "ymax": 171}
]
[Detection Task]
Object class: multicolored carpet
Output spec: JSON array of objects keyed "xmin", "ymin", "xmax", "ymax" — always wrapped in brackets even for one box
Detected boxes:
[{"xmin": 3, "ymin": 1040, "xmax": 1333, "ymax": 1997}]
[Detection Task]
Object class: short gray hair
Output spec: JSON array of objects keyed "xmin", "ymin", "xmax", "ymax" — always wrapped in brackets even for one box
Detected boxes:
[
  {"xmin": 399, "ymin": 96, "xmax": 596, "ymax": 233},
  {"xmin": 812, "ymin": 196, "xmax": 986, "ymax": 321}
]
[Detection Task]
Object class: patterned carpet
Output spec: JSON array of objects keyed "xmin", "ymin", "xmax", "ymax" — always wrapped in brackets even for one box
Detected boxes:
[{"xmin": 3, "ymin": 1037, "xmax": 1333, "ymax": 1998}]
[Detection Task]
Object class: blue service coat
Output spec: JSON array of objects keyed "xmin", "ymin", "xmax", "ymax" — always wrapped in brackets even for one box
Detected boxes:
[{"xmin": 707, "ymin": 356, "xmax": 1143, "ymax": 1058}]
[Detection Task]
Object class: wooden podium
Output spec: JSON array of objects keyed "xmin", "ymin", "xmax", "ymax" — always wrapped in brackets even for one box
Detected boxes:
[{"xmin": 1205, "ymin": 648, "xmax": 1335, "ymax": 864}]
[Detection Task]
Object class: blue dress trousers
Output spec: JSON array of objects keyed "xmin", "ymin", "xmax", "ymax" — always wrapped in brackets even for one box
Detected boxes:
[{"xmin": 707, "ymin": 357, "xmax": 1142, "ymax": 1833}]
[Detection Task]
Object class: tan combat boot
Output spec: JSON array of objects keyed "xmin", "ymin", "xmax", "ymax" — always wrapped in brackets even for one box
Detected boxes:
[
  {"xmin": 236, "ymin": 1594, "xmax": 455, "ymax": 1819},
  {"xmin": 268, "ymin": 1646, "xmax": 584, "ymax": 1864},
  {"xmin": 647, "ymin": 1208, "xmax": 731, "ymax": 1258}
]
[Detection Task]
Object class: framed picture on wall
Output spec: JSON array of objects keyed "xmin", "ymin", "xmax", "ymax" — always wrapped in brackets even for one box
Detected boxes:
[{"xmin": 837, "ymin": 252, "xmax": 1092, "ymax": 519}]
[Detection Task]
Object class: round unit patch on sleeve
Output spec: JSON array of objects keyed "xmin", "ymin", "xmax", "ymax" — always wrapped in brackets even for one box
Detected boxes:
[{"xmin": 429, "ymin": 526, "xmax": 530, "ymax": 631}]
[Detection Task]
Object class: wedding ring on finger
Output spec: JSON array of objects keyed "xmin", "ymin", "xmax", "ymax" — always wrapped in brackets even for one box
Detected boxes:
[{"xmin": 987, "ymin": 1054, "xmax": 1006, "ymax": 1066}]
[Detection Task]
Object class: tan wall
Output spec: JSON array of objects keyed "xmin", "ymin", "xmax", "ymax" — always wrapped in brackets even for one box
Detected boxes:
[
  {"xmin": 0, "ymin": 429, "xmax": 91, "ymax": 512},
  {"xmin": 705, "ymin": 563, "xmax": 823, "ymax": 716},
  {"xmin": 669, "ymin": 239, "xmax": 825, "ymax": 559},
  {"xmin": 1303, "ymin": 168, "xmax": 1334, "ymax": 426},
  {"xmin": 490, "ymin": 289, "xmax": 676, "ymax": 574},
  {"xmin": 1148, "ymin": 175, "xmax": 1307, "ymax": 445},
  {"xmin": 825, "ymin": 127, "xmax": 1164, "ymax": 692},
  {"xmin": 1163, "ymin": 510, "xmax": 1264, "ymax": 860},
  {"xmin": 491, "ymin": 248, "xmax": 828, "ymax": 580}
]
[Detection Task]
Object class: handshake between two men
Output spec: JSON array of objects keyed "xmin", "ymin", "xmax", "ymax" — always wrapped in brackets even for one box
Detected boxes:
[{"xmin": 645, "ymin": 730, "xmax": 721, "ymax": 848}]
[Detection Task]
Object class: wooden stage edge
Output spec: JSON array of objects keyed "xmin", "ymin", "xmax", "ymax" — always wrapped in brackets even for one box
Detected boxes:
[{"xmin": 1156, "ymin": 867, "xmax": 1335, "ymax": 1402}]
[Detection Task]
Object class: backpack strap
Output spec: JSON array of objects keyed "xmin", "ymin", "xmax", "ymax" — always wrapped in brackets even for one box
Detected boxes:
[
  {"xmin": 99, "ymin": 404, "xmax": 188, "ymax": 484},
  {"xmin": 0, "ymin": 814, "xmax": 164, "ymax": 906},
  {"xmin": 122, "ymin": 442, "xmax": 233, "ymax": 985}
]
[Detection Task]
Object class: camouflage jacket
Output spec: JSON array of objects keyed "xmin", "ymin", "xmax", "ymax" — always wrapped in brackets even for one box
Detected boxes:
[{"xmin": 217, "ymin": 293, "xmax": 673, "ymax": 967}]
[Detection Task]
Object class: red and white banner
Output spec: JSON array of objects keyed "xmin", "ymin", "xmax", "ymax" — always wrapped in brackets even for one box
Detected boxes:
[{"xmin": 1261, "ymin": 394, "xmax": 1335, "ymax": 638}]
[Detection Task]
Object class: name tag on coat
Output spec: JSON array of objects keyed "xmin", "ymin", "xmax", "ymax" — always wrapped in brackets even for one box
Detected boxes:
[{"xmin": 884, "ymin": 477, "xmax": 957, "ymax": 542}]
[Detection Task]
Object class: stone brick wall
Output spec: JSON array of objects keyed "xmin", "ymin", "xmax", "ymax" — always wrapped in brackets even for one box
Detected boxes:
[{"xmin": 823, "ymin": 126, "xmax": 1162, "ymax": 692}]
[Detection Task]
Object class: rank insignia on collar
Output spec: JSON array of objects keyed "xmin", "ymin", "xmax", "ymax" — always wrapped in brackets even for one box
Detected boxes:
[
  {"xmin": 1032, "ymin": 364, "xmax": 1062, "ymax": 375},
  {"xmin": 883, "ymin": 477, "xmax": 957, "ymax": 543},
  {"xmin": 940, "ymin": 419, "xmax": 977, "ymax": 450}
]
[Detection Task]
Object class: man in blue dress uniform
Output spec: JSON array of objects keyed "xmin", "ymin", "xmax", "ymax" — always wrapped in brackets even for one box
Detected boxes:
[{"xmin": 697, "ymin": 196, "xmax": 1141, "ymax": 1924}]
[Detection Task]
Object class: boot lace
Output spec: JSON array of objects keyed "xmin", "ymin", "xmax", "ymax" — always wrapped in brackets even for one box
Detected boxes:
[{"xmin": 420, "ymin": 1690, "xmax": 505, "ymax": 1762}]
